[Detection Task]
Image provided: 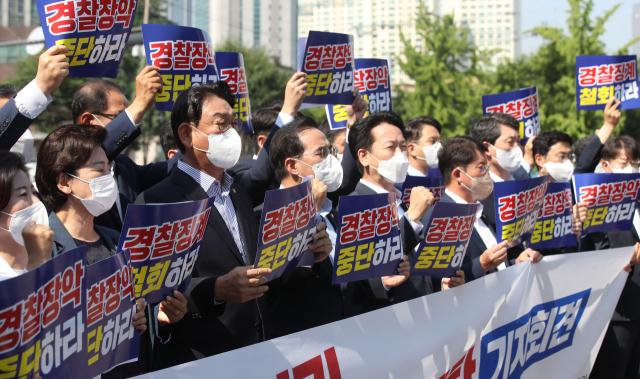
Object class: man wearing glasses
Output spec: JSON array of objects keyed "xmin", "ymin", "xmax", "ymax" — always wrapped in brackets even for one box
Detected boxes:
[{"xmin": 404, "ymin": 116, "xmax": 443, "ymax": 177}]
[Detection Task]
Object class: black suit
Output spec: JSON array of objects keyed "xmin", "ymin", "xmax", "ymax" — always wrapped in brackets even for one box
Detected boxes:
[
  {"xmin": 511, "ymin": 165, "xmax": 531, "ymax": 180},
  {"xmin": 341, "ymin": 182, "xmax": 433, "ymax": 316},
  {"xmin": 135, "ymin": 167, "xmax": 265, "ymax": 370},
  {"xmin": 575, "ymin": 136, "xmax": 603, "ymax": 175},
  {"xmin": 0, "ymin": 98, "xmax": 33, "ymax": 151}
]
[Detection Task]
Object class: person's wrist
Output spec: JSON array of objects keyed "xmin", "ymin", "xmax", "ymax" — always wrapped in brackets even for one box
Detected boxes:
[
  {"xmin": 127, "ymin": 101, "xmax": 146, "ymax": 124},
  {"xmin": 34, "ymin": 77, "xmax": 52, "ymax": 97}
]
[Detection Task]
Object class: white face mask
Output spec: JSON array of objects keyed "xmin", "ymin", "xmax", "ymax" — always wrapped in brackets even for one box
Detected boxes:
[
  {"xmin": 367, "ymin": 151, "xmax": 410, "ymax": 184},
  {"xmin": 544, "ymin": 160, "xmax": 574, "ymax": 182},
  {"xmin": 0, "ymin": 202, "xmax": 49, "ymax": 246},
  {"xmin": 66, "ymin": 173, "xmax": 118, "ymax": 217},
  {"xmin": 490, "ymin": 143, "xmax": 523, "ymax": 172},
  {"xmin": 605, "ymin": 162, "xmax": 639, "ymax": 174},
  {"xmin": 191, "ymin": 125, "xmax": 242, "ymax": 170},
  {"xmin": 459, "ymin": 169, "xmax": 494, "ymax": 202},
  {"xmin": 295, "ymin": 154, "xmax": 344, "ymax": 193},
  {"xmin": 594, "ymin": 162, "xmax": 605, "ymax": 173},
  {"xmin": 10, "ymin": 129, "xmax": 35, "ymax": 164},
  {"xmin": 415, "ymin": 142, "xmax": 442, "ymax": 168},
  {"xmin": 336, "ymin": 153, "xmax": 343, "ymax": 162}
]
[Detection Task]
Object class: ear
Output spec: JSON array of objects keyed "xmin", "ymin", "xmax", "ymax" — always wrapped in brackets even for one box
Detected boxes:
[
  {"xmin": 483, "ymin": 141, "xmax": 493, "ymax": 154},
  {"xmin": 167, "ymin": 149, "xmax": 178, "ymax": 160},
  {"xmin": 284, "ymin": 157, "xmax": 299, "ymax": 178},
  {"xmin": 600, "ymin": 159, "xmax": 609, "ymax": 169},
  {"xmin": 257, "ymin": 135, "xmax": 267, "ymax": 149},
  {"xmin": 358, "ymin": 149, "xmax": 370, "ymax": 169},
  {"xmin": 534, "ymin": 154, "xmax": 545, "ymax": 170},
  {"xmin": 56, "ymin": 172, "xmax": 72, "ymax": 195},
  {"xmin": 406, "ymin": 143, "xmax": 418, "ymax": 158},
  {"xmin": 79, "ymin": 112, "xmax": 95, "ymax": 125},
  {"xmin": 451, "ymin": 167, "xmax": 462, "ymax": 184},
  {"xmin": 178, "ymin": 123, "xmax": 193, "ymax": 149}
]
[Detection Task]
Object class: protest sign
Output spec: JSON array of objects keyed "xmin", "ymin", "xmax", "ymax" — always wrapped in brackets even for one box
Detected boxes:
[
  {"xmin": 483, "ymin": 87, "xmax": 540, "ymax": 146},
  {"xmin": 576, "ymin": 55, "xmax": 640, "ymax": 110},
  {"xmin": 400, "ymin": 175, "xmax": 444, "ymax": 209},
  {"xmin": 215, "ymin": 52, "xmax": 253, "ymax": 132},
  {"xmin": 494, "ymin": 176, "xmax": 549, "ymax": 247},
  {"xmin": 326, "ymin": 58, "xmax": 392, "ymax": 130},
  {"xmin": 333, "ymin": 193, "xmax": 402, "ymax": 285},
  {"xmin": 573, "ymin": 173, "xmax": 640, "ymax": 237},
  {"xmin": 36, "ymin": 0, "xmax": 137, "ymax": 77},
  {"xmin": 142, "ymin": 24, "xmax": 218, "ymax": 111},
  {"xmin": 301, "ymin": 31, "xmax": 355, "ymax": 105},
  {"xmin": 132, "ymin": 247, "xmax": 633, "ymax": 379},
  {"xmin": 412, "ymin": 202, "xmax": 479, "ymax": 277},
  {"xmin": 530, "ymin": 182, "xmax": 577, "ymax": 250},
  {"xmin": 428, "ymin": 168, "xmax": 442, "ymax": 177},
  {"xmin": 117, "ymin": 198, "xmax": 214, "ymax": 303},
  {"xmin": 255, "ymin": 179, "xmax": 318, "ymax": 281}
]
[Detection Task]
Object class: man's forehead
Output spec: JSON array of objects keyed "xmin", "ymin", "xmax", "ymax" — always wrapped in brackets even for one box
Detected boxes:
[
  {"xmin": 549, "ymin": 141, "xmax": 572, "ymax": 153},
  {"xmin": 300, "ymin": 127, "xmax": 329, "ymax": 149},
  {"xmin": 421, "ymin": 124, "xmax": 440, "ymax": 138},
  {"xmin": 372, "ymin": 122, "xmax": 404, "ymax": 142},
  {"xmin": 201, "ymin": 96, "xmax": 234, "ymax": 116},
  {"xmin": 106, "ymin": 89, "xmax": 128, "ymax": 111},
  {"xmin": 499, "ymin": 124, "xmax": 519, "ymax": 138}
]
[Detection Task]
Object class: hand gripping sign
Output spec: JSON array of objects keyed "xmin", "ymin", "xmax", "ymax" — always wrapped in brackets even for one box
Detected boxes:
[
  {"xmin": 494, "ymin": 176, "xmax": 549, "ymax": 248},
  {"xmin": 142, "ymin": 24, "xmax": 219, "ymax": 111},
  {"xmin": 573, "ymin": 173, "xmax": 640, "ymax": 237},
  {"xmin": 301, "ymin": 31, "xmax": 355, "ymax": 105},
  {"xmin": 400, "ymin": 176, "xmax": 444, "ymax": 210},
  {"xmin": 482, "ymin": 87, "xmax": 540, "ymax": 147},
  {"xmin": 36, "ymin": 0, "xmax": 138, "ymax": 78},
  {"xmin": 576, "ymin": 55, "xmax": 640, "ymax": 110},
  {"xmin": 215, "ymin": 52, "xmax": 253, "ymax": 132},
  {"xmin": 326, "ymin": 58, "xmax": 392, "ymax": 130},
  {"xmin": 333, "ymin": 193, "xmax": 403, "ymax": 285},
  {"xmin": 530, "ymin": 182, "xmax": 577, "ymax": 250},
  {"xmin": 255, "ymin": 179, "xmax": 318, "ymax": 282},
  {"xmin": 412, "ymin": 202, "xmax": 479, "ymax": 278},
  {"xmin": 117, "ymin": 198, "xmax": 214, "ymax": 303}
]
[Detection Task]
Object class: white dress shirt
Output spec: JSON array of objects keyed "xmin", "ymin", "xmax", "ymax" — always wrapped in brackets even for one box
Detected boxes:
[
  {"xmin": 407, "ymin": 164, "xmax": 426, "ymax": 177},
  {"xmin": 358, "ymin": 179, "xmax": 424, "ymax": 234},
  {"xmin": 489, "ymin": 170, "xmax": 514, "ymax": 183},
  {"xmin": 444, "ymin": 189, "xmax": 505, "ymax": 270},
  {"xmin": 0, "ymin": 256, "xmax": 25, "ymax": 282},
  {"xmin": 14, "ymin": 80, "xmax": 52, "ymax": 119}
]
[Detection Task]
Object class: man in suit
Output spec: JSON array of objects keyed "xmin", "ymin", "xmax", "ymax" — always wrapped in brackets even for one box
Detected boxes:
[
  {"xmin": 71, "ymin": 69, "xmax": 179, "ymax": 232},
  {"xmin": 574, "ymin": 98, "xmax": 622, "ymax": 174},
  {"xmin": 346, "ymin": 111, "xmax": 464, "ymax": 315},
  {"xmin": 135, "ymin": 81, "xmax": 332, "ymax": 368},
  {"xmin": 431, "ymin": 136, "xmax": 542, "ymax": 282},
  {"xmin": 404, "ymin": 116, "xmax": 443, "ymax": 177},
  {"xmin": 0, "ymin": 45, "xmax": 69, "ymax": 151}
]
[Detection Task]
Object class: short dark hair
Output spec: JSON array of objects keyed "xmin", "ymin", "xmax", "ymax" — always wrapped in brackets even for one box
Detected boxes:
[
  {"xmin": 404, "ymin": 116, "xmax": 442, "ymax": 142},
  {"xmin": 160, "ymin": 121, "xmax": 178, "ymax": 160},
  {"xmin": 262, "ymin": 99, "xmax": 284, "ymax": 111},
  {"xmin": 36, "ymin": 124, "xmax": 107, "ymax": 210},
  {"xmin": 270, "ymin": 116, "xmax": 318, "ymax": 180},
  {"xmin": 0, "ymin": 151, "xmax": 29, "ymax": 211},
  {"xmin": 470, "ymin": 113, "xmax": 519, "ymax": 145},
  {"xmin": 532, "ymin": 131, "xmax": 573, "ymax": 168},
  {"xmin": 348, "ymin": 111, "xmax": 405, "ymax": 174},
  {"xmin": 250, "ymin": 108, "xmax": 280, "ymax": 153},
  {"xmin": 72, "ymin": 80, "xmax": 125, "ymax": 123},
  {"xmin": 0, "ymin": 83, "xmax": 16, "ymax": 99},
  {"xmin": 573, "ymin": 135, "xmax": 595, "ymax": 161},
  {"xmin": 171, "ymin": 81, "xmax": 236, "ymax": 153},
  {"xmin": 439, "ymin": 136, "xmax": 488, "ymax": 185},
  {"xmin": 602, "ymin": 136, "xmax": 640, "ymax": 162}
]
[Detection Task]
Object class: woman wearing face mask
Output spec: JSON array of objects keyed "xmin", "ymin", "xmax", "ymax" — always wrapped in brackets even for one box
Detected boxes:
[
  {"xmin": 0, "ymin": 151, "xmax": 53, "ymax": 280},
  {"xmin": 582, "ymin": 136, "xmax": 640, "ymax": 379}
]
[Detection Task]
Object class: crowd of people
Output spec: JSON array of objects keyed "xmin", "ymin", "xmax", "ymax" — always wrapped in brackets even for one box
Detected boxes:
[{"xmin": 1, "ymin": 45, "xmax": 640, "ymax": 379}]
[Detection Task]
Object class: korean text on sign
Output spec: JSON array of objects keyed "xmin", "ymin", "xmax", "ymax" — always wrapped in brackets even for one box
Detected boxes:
[
  {"xmin": 413, "ymin": 202, "xmax": 478, "ymax": 277},
  {"xmin": 142, "ymin": 24, "xmax": 219, "ymax": 112},
  {"xmin": 400, "ymin": 176, "xmax": 444, "ymax": 210},
  {"xmin": 215, "ymin": 52, "xmax": 253, "ymax": 132},
  {"xmin": 36, "ymin": 0, "xmax": 137, "ymax": 78},
  {"xmin": 483, "ymin": 87, "xmax": 540, "ymax": 146},
  {"xmin": 255, "ymin": 179, "xmax": 318, "ymax": 281},
  {"xmin": 301, "ymin": 31, "xmax": 355, "ymax": 105},
  {"xmin": 494, "ymin": 176, "xmax": 550, "ymax": 247},
  {"xmin": 530, "ymin": 182, "xmax": 577, "ymax": 250},
  {"xmin": 576, "ymin": 55, "xmax": 640, "ymax": 110},
  {"xmin": 326, "ymin": 58, "xmax": 392, "ymax": 130},
  {"xmin": 573, "ymin": 173, "xmax": 640, "ymax": 237},
  {"xmin": 118, "ymin": 198, "xmax": 214, "ymax": 303},
  {"xmin": 333, "ymin": 193, "xmax": 403, "ymax": 285}
]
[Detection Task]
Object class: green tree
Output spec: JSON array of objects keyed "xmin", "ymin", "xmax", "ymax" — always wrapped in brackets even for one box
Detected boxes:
[{"xmin": 395, "ymin": 3, "xmax": 494, "ymax": 138}]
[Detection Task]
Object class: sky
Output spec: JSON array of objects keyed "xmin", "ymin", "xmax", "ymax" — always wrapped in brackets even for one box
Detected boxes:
[{"xmin": 520, "ymin": 0, "xmax": 638, "ymax": 55}]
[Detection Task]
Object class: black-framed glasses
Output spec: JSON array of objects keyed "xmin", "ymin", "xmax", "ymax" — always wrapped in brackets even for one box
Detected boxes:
[
  {"xmin": 93, "ymin": 113, "xmax": 119, "ymax": 120},
  {"xmin": 195, "ymin": 118, "xmax": 242, "ymax": 133}
]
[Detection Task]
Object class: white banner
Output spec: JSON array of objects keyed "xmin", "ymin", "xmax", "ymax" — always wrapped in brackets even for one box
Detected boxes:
[{"xmin": 134, "ymin": 247, "xmax": 632, "ymax": 379}]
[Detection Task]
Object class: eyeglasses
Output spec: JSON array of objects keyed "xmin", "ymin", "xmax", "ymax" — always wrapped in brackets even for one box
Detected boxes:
[
  {"xmin": 464, "ymin": 163, "xmax": 491, "ymax": 175},
  {"xmin": 296, "ymin": 146, "xmax": 332, "ymax": 160},
  {"xmin": 557, "ymin": 153, "xmax": 577, "ymax": 164},
  {"xmin": 425, "ymin": 137, "xmax": 442, "ymax": 145},
  {"xmin": 94, "ymin": 113, "xmax": 119, "ymax": 120},
  {"xmin": 195, "ymin": 118, "xmax": 242, "ymax": 133},
  {"xmin": 610, "ymin": 161, "xmax": 640, "ymax": 169}
]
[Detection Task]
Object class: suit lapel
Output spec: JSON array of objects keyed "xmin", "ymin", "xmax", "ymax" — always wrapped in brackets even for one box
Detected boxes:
[
  {"xmin": 173, "ymin": 169, "xmax": 246, "ymax": 266},
  {"xmin": 230, "ymin": 185, "xmax": 255, "ymax": 265},
  {"xmin": 49, "ymin": 212, "xmax": 77, "ymax": 257}
]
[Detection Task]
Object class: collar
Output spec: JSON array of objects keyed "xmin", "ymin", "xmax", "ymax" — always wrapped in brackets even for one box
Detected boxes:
[
  {"xmin": 177, "ymin": 160, "xmax": 233, "ymax": 196},
  {"xmin": 252, "ymin": 154, "xmax": 258, "ymax": 160},
  {"xmin": 407, "ymin": 165, "xmax": 426, "ymax": 177},
  {"xmin": 359, "ymin": 178, "xmax": 403, "ymax": 199},
  {"xmin": 489, "ymin": 170, "xmax": 514, "ymax": 183},
  {"xmin": 445, "ymin": 189, "xmax": 484, "ymax": 219},
  {"xmin": 319, "ymin": 198, "xmax": 333, "ymax": 218}
]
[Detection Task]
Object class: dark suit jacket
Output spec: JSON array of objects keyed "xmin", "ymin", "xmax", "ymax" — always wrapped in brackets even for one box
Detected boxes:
[
  {"xmin": 341, "ymin": 181, "xmax": 433, "ymax": 316},
  {"xmin": 0, "ymin": 98, "xmax": 33, "ymax": 151},
  {"xmin": 575, "ymin": 135, "xmax": 603, "ymax": 174},
  {"xmin": 227, "ymin": 157, "xmax": 257, "ymax": 179},
  {"xmin": 512, "ymin": 165, "xmax": 531, "ymax": 180},
  {"xmin": 135, "ymin": 168, "xmax": 265, "ymax": 369},
  {"xmin": 257, "ymin": 206, "xmax": 344, "ymax": 339},
  {"xmin": 103, "ymin": 111, "xmax": 142, "ymax": 162},
  {"xmin": 580, "ymin": 214, "xmax": 640, "ymax": 322}
]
